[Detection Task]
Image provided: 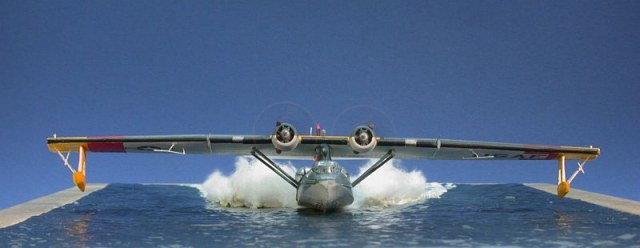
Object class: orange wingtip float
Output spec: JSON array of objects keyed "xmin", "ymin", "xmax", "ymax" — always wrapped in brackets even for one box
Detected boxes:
[
  {"xmin": 556, "ymin": 153, "xmax": 593, "ymax": 198},
  {"xmin": 47, "ymin": 123, "xmax": 600, "ymax": 211},
  {"xmin": 51, "ymin": 141, "xmax": 89, "ymax": 192},
  {"xmin": 557, "ymin": 181, "xmax": 570, "ymax": 198},
  {"xmin": 73, "ymin": 171, "xmax": 86, "ymax": 192}
]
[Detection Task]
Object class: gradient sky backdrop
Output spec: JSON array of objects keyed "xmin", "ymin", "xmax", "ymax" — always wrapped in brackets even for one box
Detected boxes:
[{"xmin": 1, "ymin": 1, "xmax": 638, "ymax": 209}]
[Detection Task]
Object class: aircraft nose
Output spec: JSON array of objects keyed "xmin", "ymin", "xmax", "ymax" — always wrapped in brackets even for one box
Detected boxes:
[
  {"xmin": 297, "ymin": 179, "xmax": 354, "ymax": 211},
  {"xmin": 319, "ymin": 180, "xmax": 354, "ymax": 209}
]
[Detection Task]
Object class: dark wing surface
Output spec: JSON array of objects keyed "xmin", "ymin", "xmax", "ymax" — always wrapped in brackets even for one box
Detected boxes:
[{"xmin": 48, "ymin": 135, "xmax": 599, "ymax": 161}]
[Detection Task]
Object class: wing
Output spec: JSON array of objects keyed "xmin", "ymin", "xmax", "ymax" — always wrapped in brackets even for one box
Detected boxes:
[
  {"xmin": 373, "ymin": 137, "xmax": 599, "ymax": 161},
  {"xmin": 47, "ymin": 135, "xmax": 599, "ymax": 161}
]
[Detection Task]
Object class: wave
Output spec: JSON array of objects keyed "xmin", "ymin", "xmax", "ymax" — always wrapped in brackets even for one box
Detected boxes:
[{"xmin": 198, "ymin": 157, "xmax": 454, "ymax": 209}]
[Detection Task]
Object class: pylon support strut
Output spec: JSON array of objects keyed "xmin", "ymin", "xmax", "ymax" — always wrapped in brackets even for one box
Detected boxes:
[{"xmin": 251, "ymin": 147, "xmax": 299, "ymax": 189}]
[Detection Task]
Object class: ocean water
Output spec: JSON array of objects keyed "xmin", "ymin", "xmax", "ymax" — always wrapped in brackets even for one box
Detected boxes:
[
  {"xmin": 2, "ymin": 183, "xmax": 640, "ymax": 247},
  {"xmin": 2, "ymin": 159, "xmax": 640, "ymax": 247}
]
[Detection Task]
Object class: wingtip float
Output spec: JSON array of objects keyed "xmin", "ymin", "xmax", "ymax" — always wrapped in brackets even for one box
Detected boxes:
[
  {"xmin": 555, "ymin": 149, "xmax": 600, "ymax": 198},
  {"xmin": 73, "ymin": 171, "xmax": 86, "ymax": 192},
  {"xmin": 48, "ymin": 123, "xmax": 600, "ymax": 211},
  {"xmin": 51, "ymin": 142, "xmax": 88, "ymax": 192},
  {"xmin": 557, "ymin": 181, "xmax": 570, "ymax": 198}
]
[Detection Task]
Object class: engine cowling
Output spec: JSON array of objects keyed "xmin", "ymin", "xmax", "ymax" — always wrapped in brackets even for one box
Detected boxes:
[
  {"xmin": 348, "ymin": 125, "xmax": 377, "ymax": 153},
  {"xmin": 271, "ymin": 123, "xmax": 300, "ymax": 152}
]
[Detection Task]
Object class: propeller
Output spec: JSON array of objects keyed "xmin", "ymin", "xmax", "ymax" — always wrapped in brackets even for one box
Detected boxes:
[
  {"xmin": 330, "ymin": 104, "xmax": 396, "ymax": 137},
  {"xmin": 252, "ymin": 101, "xmax": 315, "ymax": 135}
]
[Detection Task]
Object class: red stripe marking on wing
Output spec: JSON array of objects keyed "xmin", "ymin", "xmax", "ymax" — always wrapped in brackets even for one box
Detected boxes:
[
  {"xmin": 87, "ymin": 136, "xmax": 126, "ymax": 152},
  {"xmin": 524, "ymin": 150, "xmax": 559, "ymax": 159}
]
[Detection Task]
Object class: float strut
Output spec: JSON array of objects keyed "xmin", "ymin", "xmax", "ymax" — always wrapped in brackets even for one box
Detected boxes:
[
  {"xmin": 251, "ymin": 147, "xmax": 299, "ymax": 189},
  {"xmin": 557, "ymin": 154, "xmax": 570, "ymax": 198},
  {"xmin": 55, "ymin": 146, "xmax": 87, "ymax": 192},
  {"xmin": 352, "ymin": 150, "xmax": 395, "ymax": 187}
]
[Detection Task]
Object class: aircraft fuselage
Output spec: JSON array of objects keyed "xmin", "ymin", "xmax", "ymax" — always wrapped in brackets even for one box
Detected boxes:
[
  {"xmin": 296, "ymin": 160, "xmax": 353, "ymax": 212},
  {"xmin": 295, "ymin": 144, "xmax": 354, "ymax": 212}
]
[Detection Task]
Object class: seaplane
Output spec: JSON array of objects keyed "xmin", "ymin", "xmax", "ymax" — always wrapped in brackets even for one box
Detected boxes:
[{"xmin": 48, "ymin": 122, "xmax": 600, "ymax": 212}]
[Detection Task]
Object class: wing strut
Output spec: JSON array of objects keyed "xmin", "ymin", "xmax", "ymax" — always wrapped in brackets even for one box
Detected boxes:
[
  {"xmin": 352, "ymin": 150, "xmax": 395, "ymax": 187},
  {"xmin": 251, "ymin": 147, "xmax": 299, "ymax": 189},
  {"xmin": 557, "ymin": 155, "xmax": 569, "ymax": 198},
  {"xmin": 567, "ymin": 159, "xmax": 589, "ymax": 184}
]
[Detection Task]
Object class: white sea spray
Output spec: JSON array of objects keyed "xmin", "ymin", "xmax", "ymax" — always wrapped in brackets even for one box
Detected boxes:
[
  {"xmin": 199, "ymin": 157, "xmax": 452, "ymax": 209},
  {"xmin": 351, "ymin": 159, "xmax": 452, "ymax": 208},
  {"xmin": 200, "ymin": 157, "xmax": 298, "ymax": 208}
]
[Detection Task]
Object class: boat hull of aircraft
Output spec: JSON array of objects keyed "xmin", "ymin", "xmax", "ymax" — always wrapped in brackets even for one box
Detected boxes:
[{"xmin": 296, "ymin": 163, "xmax": 354, "ymax": 211}]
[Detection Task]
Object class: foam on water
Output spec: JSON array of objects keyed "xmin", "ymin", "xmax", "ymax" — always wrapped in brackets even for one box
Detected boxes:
[
  {"xmin": 351, "ymin": 159, "xmax": 454, "ymax": 208},
  {"xmin": 200, "ymin": 157, "xmax": 298, "ymax": 208},
  {"xmin": 199, "ymin": 157, "xmax": 452, "ymax": 209}
]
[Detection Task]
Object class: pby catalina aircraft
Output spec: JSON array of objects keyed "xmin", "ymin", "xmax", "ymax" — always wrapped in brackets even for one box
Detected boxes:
[{"xmin": 48, "ymin": 123, "xmax": 600, "ymax": 212}]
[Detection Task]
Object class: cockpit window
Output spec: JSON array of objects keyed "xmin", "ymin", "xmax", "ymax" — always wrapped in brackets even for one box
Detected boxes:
[{"xmin": 313, "ymin": 166, "xmax": 342, "ymax": 174}]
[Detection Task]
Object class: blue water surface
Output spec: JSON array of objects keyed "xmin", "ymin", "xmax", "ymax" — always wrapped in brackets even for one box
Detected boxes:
[{"xmin": 1, "ymin": 184, "xmax": 639, "ymax": 247}]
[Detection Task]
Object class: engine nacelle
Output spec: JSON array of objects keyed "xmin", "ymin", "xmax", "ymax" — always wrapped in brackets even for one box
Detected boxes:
[
  {"xmin": 348, "ymin": 125, "xmax": 377, "ymax": 154},
  {"xmin": 272, "ymin": 123, "xmax": 300, "ymax": 152}
]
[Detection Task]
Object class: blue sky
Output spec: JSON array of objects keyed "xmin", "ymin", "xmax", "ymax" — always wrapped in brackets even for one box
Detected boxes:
[{"xmin": 1, "ymin": 1, "xmax": 638, "ymax": 210}]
